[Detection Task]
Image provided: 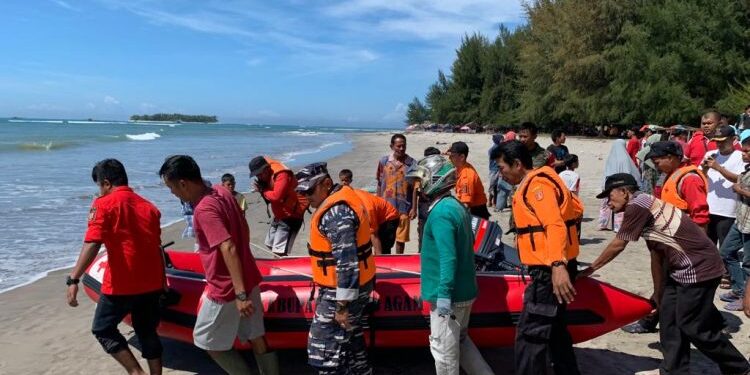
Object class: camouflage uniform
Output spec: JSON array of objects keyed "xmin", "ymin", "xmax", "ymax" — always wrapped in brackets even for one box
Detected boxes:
[
  {"xmin": 308, "ymin": 199, "xmax": 373, "ymax": 375},
  {"xmin": 529, "ymin": 143, "xmax": 551, "ymax": 169}
]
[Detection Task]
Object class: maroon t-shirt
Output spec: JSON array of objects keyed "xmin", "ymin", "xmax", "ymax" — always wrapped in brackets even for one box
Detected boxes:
[
  {"xmin": 194, "ymin": 185, "xmax": 262, "ymax": 302},
  {"xmin": 616, "ymin": 193, "xmax": 725, "ymax": 285}
]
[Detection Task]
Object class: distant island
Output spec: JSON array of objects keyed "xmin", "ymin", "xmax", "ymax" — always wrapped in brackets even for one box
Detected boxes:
[{"xmin": 129, "ymin": 113, "xmax": 218, "ymax": 123}]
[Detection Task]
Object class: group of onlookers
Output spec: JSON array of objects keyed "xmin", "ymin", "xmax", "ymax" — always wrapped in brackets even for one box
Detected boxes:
[{"xmin": 606, "ymin": 110, "xmax": 750, "ymax": 314}]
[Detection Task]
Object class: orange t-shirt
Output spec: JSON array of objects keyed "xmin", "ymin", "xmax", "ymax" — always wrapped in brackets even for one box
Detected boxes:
[
  {"xmin": 455, "ymin": 162, "xmax": 488, "ymax": 207},
  {"xmin": 354, "ymin": 189, "xmax": 400, "ymax": 234}
]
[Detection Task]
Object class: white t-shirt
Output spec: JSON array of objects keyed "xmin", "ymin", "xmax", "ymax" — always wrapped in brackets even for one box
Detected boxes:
[
  {"xmin": 559, "ymin": 170, "xmax": 580, "ymax": 194},
  {"xmin": 703, "ymin": 150, "xmax": 747, "ymax": 218}
]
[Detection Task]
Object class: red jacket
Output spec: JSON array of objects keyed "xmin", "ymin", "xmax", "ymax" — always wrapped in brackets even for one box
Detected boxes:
[{"xmin": 626, "ymin": 136, "xmax": 640, "ymax": 165}]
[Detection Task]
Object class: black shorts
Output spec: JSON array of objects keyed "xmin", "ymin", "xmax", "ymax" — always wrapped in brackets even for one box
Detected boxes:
[
  {"xmin": 91, "ymin": 290, "xmax": 163, "ymax": 359},
  {"xmin": 378, "ymin": 218, "xmax": 399, "ymax": 254}
]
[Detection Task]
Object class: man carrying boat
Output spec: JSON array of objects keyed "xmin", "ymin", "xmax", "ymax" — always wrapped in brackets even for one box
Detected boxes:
[
  {"xmin": 411, "ymin": 155, "xmax": 494, "ymax": 375},
  {"xmin": 249, "ymin": 155, "xmax": 308, "ymax": 256},
  {"xmin": 492, "ymin": 140, "xmax": 584, "ymax": 375},
  {"xmin": 159, "ymin": 155, "xmax": 279, "ymax": 375},
  {"xmin": 67, "ymin": 159, "xmax": 166, "ymax": 375},
  {"xmin": 580, "ymin": 173, "xmax": 750, "ymax": 374},
  {"xmin": 295, "ymin": 162, "xmax": 374, "ymax": 375}
]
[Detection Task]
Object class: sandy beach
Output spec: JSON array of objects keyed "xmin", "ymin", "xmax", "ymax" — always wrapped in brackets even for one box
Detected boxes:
[{"xmin": 0, "ymin": 132, "xmax": 747, "ymax": 374}]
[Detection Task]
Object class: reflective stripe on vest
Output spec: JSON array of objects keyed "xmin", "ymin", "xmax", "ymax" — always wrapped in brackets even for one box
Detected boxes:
[
  {"xmin": 661, "ymin": 165, "xmax": 708, "ymax": 211},
  {"xmin": 308, "ymin": 185, "xmax": 375, "ymax": 288},
  {"xmin": 512, "ymin": 166, "xmax": 583, "ymax": 266}
]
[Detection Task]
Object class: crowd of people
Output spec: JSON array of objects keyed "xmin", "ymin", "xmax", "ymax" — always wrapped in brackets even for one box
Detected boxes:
[{"xmin": 61, "ymin": 111, "xmax": 750, "ymax": 374}]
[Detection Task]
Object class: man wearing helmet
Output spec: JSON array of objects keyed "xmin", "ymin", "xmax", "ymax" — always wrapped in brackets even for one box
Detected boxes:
[
  {"xmin": 411, "ymin": 154, "xmax": 494, "ymax": 375},
  {"xmin": 295, "ymin": 162, "xmax": 374, "ymax": 375}
]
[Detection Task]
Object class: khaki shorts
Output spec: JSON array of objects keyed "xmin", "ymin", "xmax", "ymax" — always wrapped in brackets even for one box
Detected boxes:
[
  {"xmin": 395, "ymin": 214, "xmax": 410, "ymax": 243},
  {"xmin": 193, "ymin": 286, "xmax": 265, "ymax": 351}
]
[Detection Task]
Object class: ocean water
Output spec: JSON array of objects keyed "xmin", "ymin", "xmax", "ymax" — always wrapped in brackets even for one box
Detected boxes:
[{"xmin": 0, "ymin": 118, "xmax": 384, "ymax": 292}]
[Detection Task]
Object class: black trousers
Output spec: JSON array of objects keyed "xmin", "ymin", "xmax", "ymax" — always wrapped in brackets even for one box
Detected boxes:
[
  {"xmin": 91, "ymin": 291, "xmax": 163, "ymax": 359},
  {"xmin": 707, "ymin": 214, "xmax": 735, "ymax": 247},
  {"xmin": 659, "ymin": 277, "xmax": 749, "ymax": 374},
  {"xmin": 377, "ymin": 218, "xmax": 399, "ymax": 255},
  {"xmin": 515, "ymin": 261, "xmax": 581, "ymax": 375}
]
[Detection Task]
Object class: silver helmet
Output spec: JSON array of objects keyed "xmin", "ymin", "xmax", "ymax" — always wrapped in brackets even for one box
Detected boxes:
[{"xmin": 406, "ymin": 155, "xmax": 456, "ymax": 197}]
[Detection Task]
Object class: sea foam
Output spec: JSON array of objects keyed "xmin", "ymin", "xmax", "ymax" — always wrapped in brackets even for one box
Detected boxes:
[{"xmin": 125, "ymin": 132, "xmax": 161, "ymax": 141}]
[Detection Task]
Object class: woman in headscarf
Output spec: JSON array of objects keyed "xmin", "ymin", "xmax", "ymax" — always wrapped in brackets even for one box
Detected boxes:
[{"xmin": 599, "ymin": 139, "xmax": 642, "ymax": 231}]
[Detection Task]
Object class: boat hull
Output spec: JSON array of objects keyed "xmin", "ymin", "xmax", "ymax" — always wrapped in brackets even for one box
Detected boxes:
[{"xmin": 83, "ymin": 251, "xmax": 651, "ymax": 350}]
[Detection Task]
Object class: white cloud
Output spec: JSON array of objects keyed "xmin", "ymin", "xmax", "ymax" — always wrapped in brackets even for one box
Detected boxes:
[
  {"xmin": 86, "ymin": 102, "xmax": 96, "ymax": 109},
  {"xmin": 325, "ymin": 0, "xmax": 523, "ymax": 42},
  {"xmin": 382, "ymin": 102, "xmax": 407, "ymax": 123},
  {"xmin": 96, "ymin": 1, "xmax": 384, "ymax": 71},
  {"xmin": 50, "ymin": 0, "xmax": 79, "ymax": 12},
  {"xmin": 103, "ymin": 95, "xmax": 120, "ymax": 105}
]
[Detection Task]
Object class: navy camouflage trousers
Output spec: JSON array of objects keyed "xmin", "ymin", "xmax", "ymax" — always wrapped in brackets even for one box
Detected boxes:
[{"xmin": 308, "ymin": 283, "xmax": 373, "ymax": 375}]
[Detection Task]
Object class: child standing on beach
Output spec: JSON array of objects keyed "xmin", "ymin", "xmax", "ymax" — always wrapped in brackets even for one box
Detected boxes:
[
  {"xmin": 559, "ymin": 154, "xmax": 580, "ymax": 195},
  {"xmin": 221, "ymin": 173, "xmax": 247, "ymax": 215}
]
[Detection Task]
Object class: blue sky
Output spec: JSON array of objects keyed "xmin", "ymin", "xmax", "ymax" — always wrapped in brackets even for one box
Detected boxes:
[{"xmin": 1, "ymin": 0, "xmax": 524, "ymax": 127}]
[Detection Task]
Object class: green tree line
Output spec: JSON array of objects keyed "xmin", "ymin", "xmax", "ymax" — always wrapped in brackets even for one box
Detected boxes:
[
  {"xmin": 407, "ymin": 0, "xmax": 750, "ymax": 129},
  {"xmin": 130, "ymin": 113, "xmax": 218, "ymax": 123}
]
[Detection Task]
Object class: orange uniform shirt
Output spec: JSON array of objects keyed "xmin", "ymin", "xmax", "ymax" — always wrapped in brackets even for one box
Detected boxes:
[
  {"xmin": 455, "ymin": 162, "xmax": 488, "ymax": 207},
  {"xmin": 354, "ymin": 189, "xmax": 399, "ymax": 234}
]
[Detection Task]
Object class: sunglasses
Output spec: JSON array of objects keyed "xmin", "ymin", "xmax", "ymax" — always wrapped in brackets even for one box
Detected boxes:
[{"xmin": 301, "ymin": 186, "xmax": 317, "ymax": 196}]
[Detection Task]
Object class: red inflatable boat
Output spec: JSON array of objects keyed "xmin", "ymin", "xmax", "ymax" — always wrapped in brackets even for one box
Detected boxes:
[{"xmin": 83, "ymin": 239, "xmax": 652, "ymax": 350}]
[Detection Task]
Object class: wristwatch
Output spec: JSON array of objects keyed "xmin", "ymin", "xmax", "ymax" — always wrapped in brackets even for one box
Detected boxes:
[
  {"xmin": 236, "ymin": 292, "xmax": 248, "ymax": 301},
  {"xmin": 550, "ymin": 260, "xmax": 566, "ymax": 268},
  {"xmin": 335, "ymin": 301, "xmax": 348, "ymax": 313},
  {"xmin": 66, "ymin": 276, "xmax": 80, "ymax": 286}
]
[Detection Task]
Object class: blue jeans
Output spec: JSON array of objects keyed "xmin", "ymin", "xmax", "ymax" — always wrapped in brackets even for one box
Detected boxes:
[
  {"xmin": 719, "ymin": 223, "xmax": 750, "ymax": 294},
  {"xmin": 489, "ymin": 171, "xmax": 511, "ymax": 211}
]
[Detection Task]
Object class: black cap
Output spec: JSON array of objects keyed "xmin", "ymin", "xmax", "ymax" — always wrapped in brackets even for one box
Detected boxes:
[
  {"xmin": 711, "ymin": 125, "xmax": 736, "ymax": 141},
  {"xmin": 596, "ymin": 173, "xmax": 639, "ymax": 199},
  {"xmin": 248, "ymin": 156, "xmax": 270, "ymax": 177},
  {"xmin": 671, "ymin": 125, "xmax": 689, "ymax": 135},
  {"xmin": 447, "ymin": 141, "xmax": 469, "ymax": 156},
  {"xmin": 295, "ymin": 162, "xmax": 329, "ymax": 192},
  {"xmin": 645, "ymin": 141, "xmax": 683, "ymax": 160}
]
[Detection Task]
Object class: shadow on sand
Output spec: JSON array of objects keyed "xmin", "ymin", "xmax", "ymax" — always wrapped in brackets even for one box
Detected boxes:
[{"xmin": 127, "ymin": 336, "xmax": 666, "ymax": 374}]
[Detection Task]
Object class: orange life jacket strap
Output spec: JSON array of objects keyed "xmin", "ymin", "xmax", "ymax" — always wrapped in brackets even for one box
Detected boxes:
[
  {"xmin": 308, "ymin": 242, "xmax": 373, "ymax": 275},
  {"xmin": 517, "ymin": 219, "xmax": 579, "ymax": 251}
]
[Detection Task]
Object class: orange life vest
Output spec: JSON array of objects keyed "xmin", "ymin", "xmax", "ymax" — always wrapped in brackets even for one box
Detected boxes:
[
  {"xmin": 308, "ymin": 185, "xmax": 375, "ymax": 288},
  {"xmin": 265, "ymin": 158, "xmax": 309, "ymax": 219},
  {"xmin": 660, "ymin": 165, "xmax": 708, "ymax": 211},
  {"xmin": 512, "ymin": 166, "xmax": 584, "ymax": 266}
]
